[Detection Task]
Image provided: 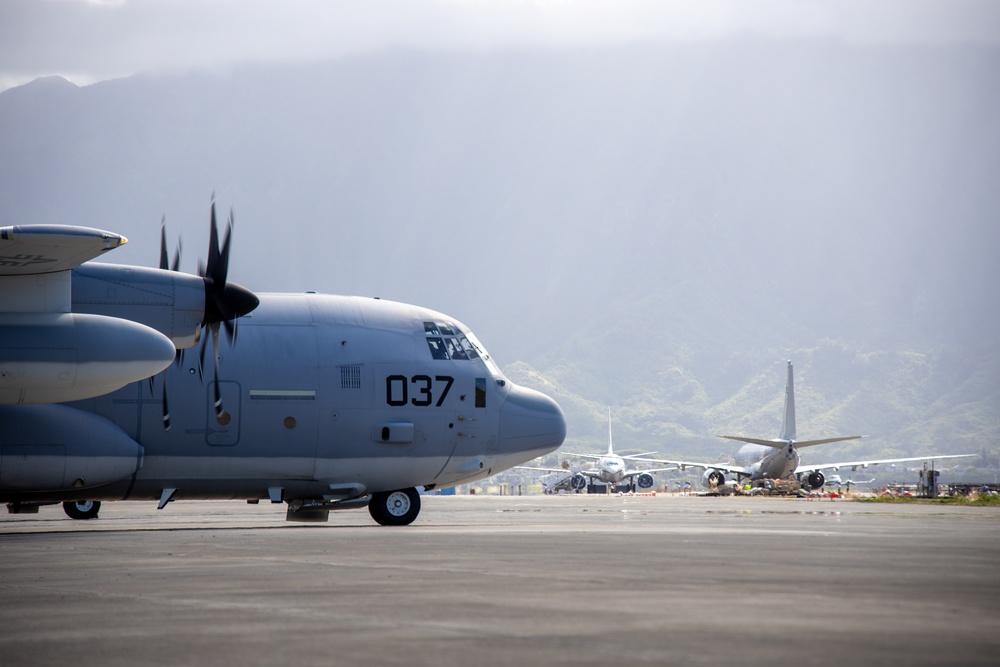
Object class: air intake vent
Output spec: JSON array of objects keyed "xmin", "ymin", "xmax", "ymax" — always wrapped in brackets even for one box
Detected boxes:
[{"xmin": 340, "ymin": 365, "xmax": 362, "ymax": 389}]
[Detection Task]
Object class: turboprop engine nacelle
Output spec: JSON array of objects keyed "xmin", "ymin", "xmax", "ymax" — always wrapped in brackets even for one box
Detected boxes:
[
  {"xmin": 0, "ymin": 405, "xmax": 143, "ymax": 492},
  {"xmin": 72, "ymin": 264, "xmax": 207, "ymax": 349},
  {"xmin": 702, "ymin": 469, "xmax": 727, "ymax": 488},
  {"xmin": 637, "ymin": 472, "xmax": 655, "ymax": 490},
  {"xmin": 799, "ymin": 471, "xmax": 826, "ymax": 490}
]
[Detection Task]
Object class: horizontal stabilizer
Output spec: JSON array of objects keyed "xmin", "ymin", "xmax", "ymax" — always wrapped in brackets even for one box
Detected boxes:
[
  {"xmin": 718, "ymin": 436, "xmax": 790, "ymax": 448},
  {"xmin": 792, "ymin": 435, "xmax": 865, "ymax": 448},
  {"xmin": 719, "ymin": 435, "xmax": 864, "ymax": 449}
]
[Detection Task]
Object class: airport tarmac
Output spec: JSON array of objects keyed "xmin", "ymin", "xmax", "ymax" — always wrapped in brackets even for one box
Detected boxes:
[{"xmin": 2, "ymin": 494, "xmax": 998, "ymax": 666}]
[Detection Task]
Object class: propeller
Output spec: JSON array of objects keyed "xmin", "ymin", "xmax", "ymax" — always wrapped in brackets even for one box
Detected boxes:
[
  {"xmin": 196, "ymin": 199, "xmax": 258, "ymax": 425},
  {"xmin": 152, "ymin": 199, "xmax": 259, "ymax": 430}
]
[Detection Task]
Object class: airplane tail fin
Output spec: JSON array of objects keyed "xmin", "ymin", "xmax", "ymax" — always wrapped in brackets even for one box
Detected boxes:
[
  {"xmin": 719, "ymin": 360, "xmax": 864, "ymax": 449},
  {"xmin": 606, "ymin": 406, "xmax": 614, "ymax": 456},
  {"xmin": 779, "ymin": 360, "xmax": 796, "ymax": 441},
  {"xmin": 778, "ymin": 361, "xmax": 863, "ymax": 448}
]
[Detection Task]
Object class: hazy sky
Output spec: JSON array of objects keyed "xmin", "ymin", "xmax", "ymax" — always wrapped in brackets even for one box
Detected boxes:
[{"xmin": 1, "ymin": 0, "xmax": 998, "ymax": 92}]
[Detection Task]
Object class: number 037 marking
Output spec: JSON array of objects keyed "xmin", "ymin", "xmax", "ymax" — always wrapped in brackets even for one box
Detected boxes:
[{"xmin": 386, "ymin": 375, "xmax": 454, "ymax": 407}]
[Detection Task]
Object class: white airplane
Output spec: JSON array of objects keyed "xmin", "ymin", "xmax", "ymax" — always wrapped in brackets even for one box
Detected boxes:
[
  {"xmin": 0, "ymin": 206, "xmax": 566, "ymax": 525},
  {"xmin": 646, "ymin": 361, "xmax": 974, "ymax": 490},
  {"xmin": 523, "ymin": 408, "xmax": 674, "ymax": 492}
]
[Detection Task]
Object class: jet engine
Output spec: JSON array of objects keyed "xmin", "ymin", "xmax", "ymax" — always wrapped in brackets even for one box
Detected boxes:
[
  {"xmin": 799, "ymin": 471, "xmax": 825, "ymax": 490},
  {"xmin": 570, "ymin": 473, "xmax": 588, "ymax": 491},
  {"xmin": 636, "ymin": 473, "xmax": 655, "ymax": 490},
  {"xmin": 702, "ymin": 469, "xmax": 727, "ymax": 488}
]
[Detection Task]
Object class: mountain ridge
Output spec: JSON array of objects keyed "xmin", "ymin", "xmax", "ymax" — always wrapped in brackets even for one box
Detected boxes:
[{"xmin": 1, "ymin": 42, "xmax": 997, "ymax": 466}]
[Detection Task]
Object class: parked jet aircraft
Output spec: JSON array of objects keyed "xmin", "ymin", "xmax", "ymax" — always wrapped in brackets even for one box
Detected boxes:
[
  {"xmin": 522, "ymin": 408, "xmax": 673, "ymax": 492},
  {"xmin": 0, "ymin": 207, "xmax": 566, "ymax": 525},
  {"xmin": 645, "ymin": 361, "xmax": 973, "ymax": 490}
]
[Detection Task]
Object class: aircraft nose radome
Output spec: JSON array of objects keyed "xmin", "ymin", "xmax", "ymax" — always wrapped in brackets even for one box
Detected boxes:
[{"xmin": 498, "ymin": 385, "xmax": 566, "ymax": 458}]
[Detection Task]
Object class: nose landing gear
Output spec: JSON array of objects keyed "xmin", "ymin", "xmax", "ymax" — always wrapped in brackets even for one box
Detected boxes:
[{"xmin": 368, "ymin": 488, "xmax": 421, "ymax": 526}]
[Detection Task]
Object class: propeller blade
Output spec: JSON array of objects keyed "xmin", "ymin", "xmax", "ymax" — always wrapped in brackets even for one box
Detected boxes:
[
  {"xmin": 216, "ymin": 208, "xmax": 233, "ymax": 286},
  {"xmin": 162, "ymin": 374, "xmax": 171, "ymax": 431},
  {"xmin": 222, "ymin": 316, "xmax": 237, "ymax": 346},
  {"xmin": 171, "ymin": 237, "xmax": 182, "ymax": 272},
  {"xmin": 206, "ymin": 200, "xmax": 221, "ymax": 282},
  {"xmin": 212, "ymin": 380, "xmax": 223, "ymax": 421},
  {"xmin": 197, "ymin": 333, "xmax": 208, "ymax": 383},
  {"xmin": 159, "ymin": 216, "xmax": 169, "ymax": 270},
  {"xmin": 160, "ymin": 216, "xmax": 182, "ymax": 272},
  {"xmin": 210, "ymin": 322, "xmax": 225, "ymax": 421},
  {"xmin": 148, "ymin": 370, "xmax": 171, "ymax": 431}
]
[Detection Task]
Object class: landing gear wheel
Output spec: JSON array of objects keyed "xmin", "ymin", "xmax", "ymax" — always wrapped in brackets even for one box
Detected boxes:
[
  {"xmin": 368, "ymin": 488, "xmax": 421, "ymax": 526},
  {"xmin": 63, "ymin": 500, "xmax": 101, "ymax": 520}
]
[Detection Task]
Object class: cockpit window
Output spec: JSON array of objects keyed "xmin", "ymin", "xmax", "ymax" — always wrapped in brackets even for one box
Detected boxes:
[
  {"xmin": 446, "ymin": 337, "xmax": 468, "ymax": 360},
  {"xmin": 423, "ymin": 321, "xmax": 486, "ymax": 364},
  {"xmin": 458, "ymin": 335, "xmax": 479, "ymax": 360},
  {"xmin": 426, "ymin": 337, "xmax": 449, "ymax": 360}
]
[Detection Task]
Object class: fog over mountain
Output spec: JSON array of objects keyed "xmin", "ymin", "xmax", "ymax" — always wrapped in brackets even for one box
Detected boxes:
[{"xmin": 1, "ymin": 41, "xmax": 997, "ymax": 464}]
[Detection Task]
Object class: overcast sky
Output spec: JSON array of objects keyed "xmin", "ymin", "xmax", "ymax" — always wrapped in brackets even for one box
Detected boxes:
[{"xmin": 1, "ymin": 0, "xmax": 998, "ymax": 92}]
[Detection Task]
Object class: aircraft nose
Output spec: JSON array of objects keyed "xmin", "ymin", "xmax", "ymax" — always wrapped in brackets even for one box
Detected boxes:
[{"xmin": 498, "ymin": 384, "xmax": 566, "ymax": 461}]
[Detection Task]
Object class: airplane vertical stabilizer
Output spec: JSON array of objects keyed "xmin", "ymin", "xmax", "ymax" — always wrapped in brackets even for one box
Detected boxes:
[
  {"xmin": 779, "ymin": 361, "xmax": 796, "ymax": 442},
  {"xmin": 606, "ymin": 406, "xmax": 614, "ymax": 455}
]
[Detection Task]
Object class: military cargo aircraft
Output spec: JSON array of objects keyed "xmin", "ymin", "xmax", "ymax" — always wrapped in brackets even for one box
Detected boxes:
[{"xmin": 0, "ymin": 205, "xmax": 566, "ymax": 524}]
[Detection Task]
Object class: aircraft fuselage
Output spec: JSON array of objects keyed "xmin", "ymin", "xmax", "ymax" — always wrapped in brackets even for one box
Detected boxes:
[
  {"xmin": 733, "ymin": 442, "xmax": 799, "ymax": 481},
  {"xmin": 0, "ymin": 293, "xmax": 565, "ymax": 508},
  {"xmin": 594, "ymin": 456, "xmax": 627, "ymax": 484}
]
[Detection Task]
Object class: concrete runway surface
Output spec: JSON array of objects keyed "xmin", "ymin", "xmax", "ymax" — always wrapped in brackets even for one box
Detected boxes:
[{"xmin": 2, "ymin": 494, "xmax": 998, "ymax": 666}]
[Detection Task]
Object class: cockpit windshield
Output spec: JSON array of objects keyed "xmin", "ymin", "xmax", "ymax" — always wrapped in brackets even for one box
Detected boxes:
[{"xmin": 423, "ymin": 321, "xmax": 501, "ymax": 375}]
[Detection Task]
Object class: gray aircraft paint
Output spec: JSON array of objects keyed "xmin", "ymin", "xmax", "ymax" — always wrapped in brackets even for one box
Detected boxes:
[
  {"xmin": 0, "ymin": 224, "xmax": 566, "ymax": 523},
  {"xmin": 2, "ymin": 292, "xmax": 564, "ymax": 504}
]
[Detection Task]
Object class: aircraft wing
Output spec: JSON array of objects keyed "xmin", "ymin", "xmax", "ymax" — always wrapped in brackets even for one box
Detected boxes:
[
  {"xmin": 516, "ymin": 464, "xmax": 598, "ymax": 479},
  {"xmin": 0, "ymin": 225, "xmax": 127, "ymax": 275},
  {"xmin": 624, "ymin": 467, "xmax": 676, "ymax": 477},
  {"xmin": 631, "ymin": 457, "xmax": 749, "ymax": 476},
  {"xmin": 795, "ymin": 453, "xmax": 976, "ymax": 475},
  {"xmin": 515, "ymin": 465, "xmax": 575, "ymax": 474}
]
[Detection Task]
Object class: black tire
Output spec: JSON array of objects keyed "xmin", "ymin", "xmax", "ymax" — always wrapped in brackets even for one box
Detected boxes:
[
  {"xmin": 368, "ymin": 488, "xmax": 420, "ymax": 526},
  {"xmin": 63, "ymin": 500, "xmax": 101, "ymax": 520}
]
